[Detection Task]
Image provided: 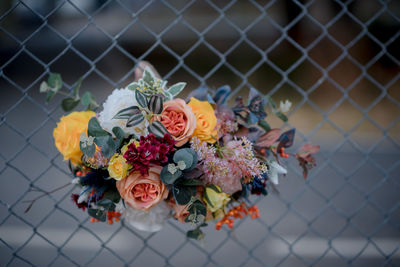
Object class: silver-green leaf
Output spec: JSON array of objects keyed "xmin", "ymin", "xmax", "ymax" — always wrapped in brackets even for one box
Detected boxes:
[
  {"xmin": 135, "ymin": 89, "xmax": 148, "ymax": 108},
  {"xmin": 168, "ymin": 82, "xmax": 186, "ymax": 97},
  {"xmin": 126, "ymin": 113, "xmax": 145, "ymax": 127},
  {"xmin": 113, "ymin": 106, "xmax": 141, "ymax": 119},
  {"xmin": 148, "ymin": 121, "xmax": 169, "ymax": 138},
  {"xmin": 148, "ymin": 95, "xmax": 164, "ymax": 114}
]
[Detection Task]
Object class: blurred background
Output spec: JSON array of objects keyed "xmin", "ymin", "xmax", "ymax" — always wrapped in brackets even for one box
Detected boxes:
[{"xmin": 0, "ymin": 0, "xmax": 399, "ymax": 266}]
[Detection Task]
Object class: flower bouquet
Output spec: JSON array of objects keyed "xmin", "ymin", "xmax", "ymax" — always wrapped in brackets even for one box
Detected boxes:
[{"xmin": 38, "ymin": 62, "xmax": 319, "ymax": 240}]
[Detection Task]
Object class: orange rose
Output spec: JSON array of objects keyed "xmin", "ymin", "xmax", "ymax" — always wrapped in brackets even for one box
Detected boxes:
[
  {"xmin": 187, "ymin": 97, "xmax": 218, "ymax": 144},
  {"xmin": 156, "ymin": 99, "xmax": 196, "ymax": 147},
  {"xmin": 53, "ymin": 111, "xmax": 95, "ymax": 165},
  {"xmin": 116, "ymin": 165, "xmax": 168, "ymax": 211}
]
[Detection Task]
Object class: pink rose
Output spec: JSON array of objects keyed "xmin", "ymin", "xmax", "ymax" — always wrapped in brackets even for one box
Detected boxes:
[
  {"xmin": 156, "ymin": 99, "xmax": 196, "ymax": 147},
  {"xmin": 116, "ymin": 165, "xmax": 168, "ymax": 211}
]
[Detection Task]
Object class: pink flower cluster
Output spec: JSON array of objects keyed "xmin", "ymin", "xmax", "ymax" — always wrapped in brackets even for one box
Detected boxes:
[
  {"xmin": 191, "ymin": 136, "xmax": 267, "ymax": 194},
  {"xmin": 124, "ymin": 133, "xmax": 176, "ymax": 175}
]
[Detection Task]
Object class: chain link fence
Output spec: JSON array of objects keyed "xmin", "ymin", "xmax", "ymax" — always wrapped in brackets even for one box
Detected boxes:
[{"xmin": 0, "ymin": 0, "xmax": 399, "ymax": 266}]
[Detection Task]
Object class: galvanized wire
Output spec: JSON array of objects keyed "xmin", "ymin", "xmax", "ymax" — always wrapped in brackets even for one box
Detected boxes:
[{"xmin": 0, "ymin": 0, "xmax": 399, "ymax": 266}]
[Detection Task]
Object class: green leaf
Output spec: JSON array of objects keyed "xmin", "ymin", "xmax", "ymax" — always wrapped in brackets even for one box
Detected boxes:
[
  {"xmin": 73, "ymin": 77, "xmax": 83, "ymax": 98},
  {"xmin": 135, "ymin": 89, "xmax": 148, "ymax": 108},
  {"xmin": 127, "ymin": 82, "xmax": 140, "ymax": 91},
  {"xmin": 46, "ymin": 90, "xmax": 56, "ymax": 103},
  {"xmin": 95, "ymin": 136, "xmax": 117, "ymax": 158},
  {"xmin": 168, "ymin": 82, "xmax": 186, "ymax": 97},
  {"xmin": 126, "ymin": 113, "xmax": 145, "ymax": 127},
  {"xmin": 80, "ymin": 141, "xmax": 95, "ymax": 157},
  {"xmin": 148, "ymin": 121, "xmax": 169, "ymax": 138},
  {"xmin": 88, "ymin": 208, "xmax": 107, "ymax": 222},
  {"xmin": 97, "ymin": 199, "xmax": 116, "ymax": 211},
  {"xmin": 81, "ymin": 91, "xmax": 92, "ymax": 106},
  {"xmin": 161, "ymin": 165, "xmax": 182, "ymax": 185},
  {"xmin": 173, "ymin": 149, "xmax": 194, "ymax": 170},
  {"xmin": 103, "ymin": 189, "xmax": 121, "ymax": 203},
  {"xmin": 172, "ymin": 184, "xmax": 196, "ymax": 205},
  {"xmin": 183, "ymin": 148, "xmax": 198, "ymax": 170},
  {"xmin": 143, "ymin": 68, "xmax": 154, "ymax": 85},
  {"xmin": 113, "ymin": 106, "xmax": 141, "ymax": 119},
  {"xmin": 265, "ymin": 95, "xmax": 277, "ymax": 110},
  {"xmin": 61, "ymin": 97, "xmax": 80, "ymax": 112},
  {"xmin": 177, "ymin": 178, "xmax": 203, "ymax": 186},
  {"xmin": 112, "ymin": 127, "xmax": 125, "ymax": 147},
  {"xmin": 258, "ymin": 120, "xmax": 271, "ymax": 132},
  {"xmin": 188, "ymin": 200, "xmax": 207, "ymax": 217},
  {"xmin": 148, "ymin": 95, "xmax": 164, "ymax": 114},
  {"xmin": 88, "ymin": 117, "xmax": 110, "ymax": 137},
  {"xmin": 40, "ymin": 81, "xmax": 49, "ymax": 93},
  {"xmin": 48, "ymin": 73, "xmax": 62, "ymax": 90},
  {"xmin": 186, "ymin": 228, "xmax": 204, "ymax": 240},
  {"xmin": 274, "ymin": 111, "xmax": 288, "ymax": 122}
]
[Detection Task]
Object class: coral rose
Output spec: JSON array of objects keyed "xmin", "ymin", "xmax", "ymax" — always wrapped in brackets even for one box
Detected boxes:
[
  {"xmin": 53, "ymin": 111, "xmax": 95, "ymax": 165},
  {"xmin": 188, "ymin": 97, "xmax": 218, "ymax": 144},
  {"xmin": 116, "ymin": 165, "xmax": 168, "ymax": 211},
  {"xmin": 156, "ymin": 99, "xmax": 196, "ymax": 147}
]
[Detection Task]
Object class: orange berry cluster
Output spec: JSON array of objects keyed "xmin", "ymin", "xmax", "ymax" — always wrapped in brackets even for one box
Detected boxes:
[
  {"xmin": 216, "ymin": 202, "xmax": 260, "ymax": 230},
  {"xmin": 279, "ymin": 147, "xmax": 290, "ymax": 158},
  {"xmin": 90, "ymin": 211, "xmax": 122, "ymax": 225}
]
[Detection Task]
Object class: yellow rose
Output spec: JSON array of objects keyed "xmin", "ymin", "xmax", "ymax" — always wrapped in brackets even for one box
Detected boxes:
[
  {"xmin": 187, "ymin": 97, "xmax": 218, "ymax": 144},
  {"xmin": 108, "ymin": 153, "xmax": 130, "ymax": 180},
  {"xmin": 53, "ymin": 111, "xmax": 95, "ymax": 165},
  {"xmin": 203, "ymin": 186, "xmax": 230, "ymax": 213}
]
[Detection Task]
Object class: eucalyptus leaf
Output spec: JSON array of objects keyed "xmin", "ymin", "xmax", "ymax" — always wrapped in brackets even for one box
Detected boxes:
[
  {"xmin": 96, "ymin": 199, "xmax": 116, "ymax": 211},
  {"xmin": 172, "ymin": 184, "xmax": 196, "ymax": 205},
  {"xmin": 73, "ymin": 77, "xmax": 83, "ymax": 97},
  {"xmin": 177, "ymin": 178, "xmax": 203, "ymax": 186},
  {"xmin": 103, "ymin": 189, "xmax": 121, "ymax": 203},
  {"xmin": 112, "ymin": 127, "xmax": 125, "ymax": 146},
  {"xmin": 173, "ymin": 149, "xmax": 194, "ymax": 170},
  {"xmin": 186, "ymin": 228, "xmax": 204, "ymax": 240},
  {"xmin": 80, "ymin": 141, "xmax": 95, "ymax": 157},
  {"xmin": 95, "ymin": 136, "xmax": 117, "ymax": 158},
  {"xmin": 48, "ymin": 73, "xmax": 62, "ymax": 90},
  {"xmin": 61, "ymin": 97, "xmax": 80, "ymax": 112},
  {"xmin": 88, "ymin": 117, "xmax": 110, "ymax": 137},
  {"xmin": 46, "ymin": 90, "xmax": 56, "ymax": 103},
  {"xmin": 161, "ymin": 165, "xmax": 182, "ymax": 185},
  {"xmin": 81, "ymin": 91, "xmax": 92, "ymax": 106},
  {"xmin": 88, "ymin": 208, "xmax": 107, "ymax": 222}
]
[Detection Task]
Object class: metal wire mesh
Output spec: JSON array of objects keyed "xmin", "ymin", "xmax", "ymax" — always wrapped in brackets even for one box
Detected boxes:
[{"xmin": 0, "ymin": 0, "xmax": 399, "ymax": 266}]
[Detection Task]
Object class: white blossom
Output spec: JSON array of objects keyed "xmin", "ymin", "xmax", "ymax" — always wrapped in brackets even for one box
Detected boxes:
[
  {"xmin": 98, "ymin": 88, "xmax": 149, "ymax": 138},
  {"xmin": 268, "ymin": 161, "xmax": 287, "ymax": 185},
  {"xmin": 279, "ymin": 100, "xmax": 292, "ymax": 113}
]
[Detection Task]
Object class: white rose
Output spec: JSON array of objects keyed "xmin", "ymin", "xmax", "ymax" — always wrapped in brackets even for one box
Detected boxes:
[
  {"xmin": 124, "ymin": 201, "xmax": 171, "ymax": 232},
  {"xmin": 98, "ymin": 88, "xmax": 149, "ymax": 138}
]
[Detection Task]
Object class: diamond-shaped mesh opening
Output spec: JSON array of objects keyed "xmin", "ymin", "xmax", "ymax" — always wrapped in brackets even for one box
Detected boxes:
[{"xmin": 1, "ymin": 1, "xmax": 400, "ymax": 266}]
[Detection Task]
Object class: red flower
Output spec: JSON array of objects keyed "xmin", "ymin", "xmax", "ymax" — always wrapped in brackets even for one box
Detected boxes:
[{"xmin": 124, "ymin": 133, "xmax": 175, "ymax": 175}]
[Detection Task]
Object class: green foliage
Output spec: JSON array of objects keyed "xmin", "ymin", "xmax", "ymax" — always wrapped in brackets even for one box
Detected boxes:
[
  {"xmin": 148, "ymin": 95, "xmax": 164, "ymax": 114},
  {"xmin": 80, "ymin": 140, "xmax": 96, "ymax": 157},
  {"xmin": 113, "ymin": 106, "xmax": 141, "ymax": 119},
  {"xmin": 88, "ymin": 117, "xmax": 110, "ymax": 137},
  {"xmin": 258, "ymin": 120, "xmax": 271, "ymax": 132},
  {"xmin": 160, "ymin": 165, "xmax": 182, "ymax": 185},
  {"xmin": 88, "ymin": 208, "xmax": 107, "ymax": 222},
  {"xmin": 148, "ymin": 121, "xmax": 169, "ymax": 138},
  {"xmin": 126, "ymin": 113, "xmax": 145, "ymax": 127},
  {"xmin": 135, "ymin": 89, "xmax": 148, "ymax": 108},
  {"xmin": 61, "ymin": 97, "xmax": 80, "ymax": 112},
  {"xmin": 167, "ymin": 82, "xmax": 186, "ymax": 98},
  {"xmin": 172, "ymin": 183, "xmax": 197, "ymax": 205}
]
